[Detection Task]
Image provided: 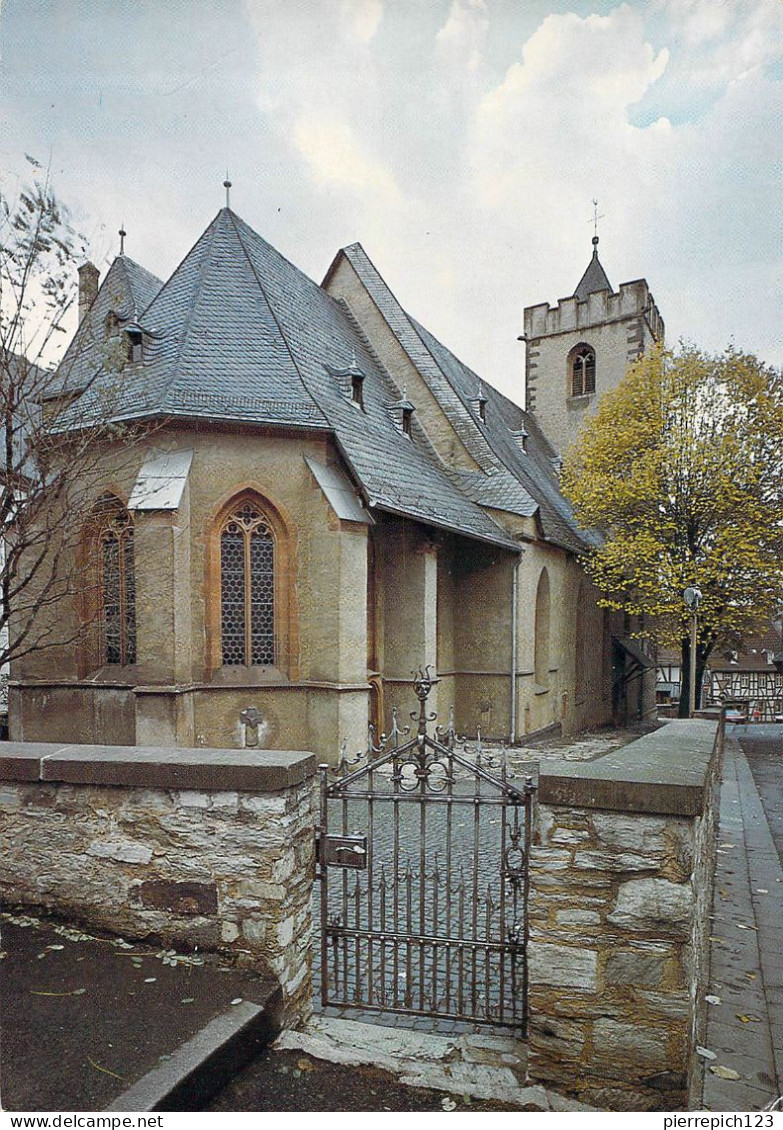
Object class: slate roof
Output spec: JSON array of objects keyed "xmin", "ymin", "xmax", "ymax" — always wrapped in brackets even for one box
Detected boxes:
[
  {"xmin": 54, "ymin": 210, "xmax": 517, "ymax": 551},
  {"xmin": 51, "ymin": 255, "xmax": 164, "ymax": 399},
  {"xmin": 573, "ymin": 239, "xmax": 612, "ymax": 301},
  {"xmin": 336, "ymin": 244, "xmax": 593, "ymax": 554},
  {"xmin": 52, "ymin": 207, "xmax": 593, "ymax": 555}
]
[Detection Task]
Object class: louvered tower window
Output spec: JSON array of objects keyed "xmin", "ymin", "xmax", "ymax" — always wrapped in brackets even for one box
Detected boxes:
[
  {"xmin": 220, "ymin": 500, "xmax": 275, "ymax": 666},
  {"xmin": 570, "ymin": 345, "xmax": 596, "ymax": 397},
  {"xmin": 97, "ymin": 500, "xmax": 136, "ymax": 665}
]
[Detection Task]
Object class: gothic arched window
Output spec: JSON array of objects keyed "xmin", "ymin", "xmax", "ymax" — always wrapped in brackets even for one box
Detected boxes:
[
  {"xmin": 95, "ymin": 496, "xmax": 136, "ymax": 666},
  {"xmin": 219, "ymin": 498, "xmax": 275, "ymax": 666},
  {"xmin": 570, "ymin": 345, "xmax": 596, "ymax": 397}
]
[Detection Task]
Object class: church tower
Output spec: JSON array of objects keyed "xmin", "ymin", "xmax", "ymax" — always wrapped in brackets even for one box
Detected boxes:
[{"xmin": 522, "ymin": 235, "xmax": 664, "ymax": 454}]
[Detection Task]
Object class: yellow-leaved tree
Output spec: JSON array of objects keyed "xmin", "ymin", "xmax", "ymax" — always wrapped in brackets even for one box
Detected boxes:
[{"xmin": 561, "ymin": 344, "xmax": 783, "ymax": 716}]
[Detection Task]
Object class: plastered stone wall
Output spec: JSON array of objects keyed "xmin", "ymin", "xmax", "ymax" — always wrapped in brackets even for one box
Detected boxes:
[
  {"xmin": 11, "ymin": 426, "xmax": 371, "ymax": 764},
  {"xmin": 324, "ymin": 255, "xmax": 482, "ymax": 473},
  {"xmin": 524, "ymin": 280, "xmax": 663, "ymax": 456},
  {"xmin": 527, "ymin": 719, "xmax": 723, "ymax": 1111},
  {"xmin": 0, "ymin": 744, "xmax": 317, "ymax": 1026}
]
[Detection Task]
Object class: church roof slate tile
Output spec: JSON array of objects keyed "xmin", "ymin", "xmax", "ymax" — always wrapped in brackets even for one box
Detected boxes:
[
  {"xmin": 332, "ymin": 242, "xmax": 592, "ymax": 553},
  {"xmin": 52, "ymin": 207, "xmax": 593, "ymax": 555},
  {"xmin": 573, "ymin": 241, "xmax": 613, "ymax": 301},
  {"xmin": 54, "ymin": 209, "xmax": 518, "ymax": 551}
]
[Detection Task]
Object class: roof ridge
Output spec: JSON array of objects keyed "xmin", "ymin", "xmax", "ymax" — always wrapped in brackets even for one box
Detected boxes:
[
  {"xmin": 226, "ymin": 211, "xmax": 329, "ymax": 424},
  {"xmin": 341, "ymin": 244, "xmax": 502, "ymax": 473},
  {"xmin": 164, "ymin": 213, "xmax": 223, "ymax": 399}
]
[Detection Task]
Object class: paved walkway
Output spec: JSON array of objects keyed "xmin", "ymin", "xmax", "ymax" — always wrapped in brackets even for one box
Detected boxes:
[{"xmin": 701, "ymin": 732, "xmax": 783, "ymax": 1112}]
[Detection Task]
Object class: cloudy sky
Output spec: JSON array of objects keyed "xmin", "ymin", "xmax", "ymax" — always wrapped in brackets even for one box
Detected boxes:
[{"xmin": 1, "ymin": 0, "xmax": 780, "ymax": 403}]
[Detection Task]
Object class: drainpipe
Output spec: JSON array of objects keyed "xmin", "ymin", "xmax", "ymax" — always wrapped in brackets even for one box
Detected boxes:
[{"xmin": 510, "ymin": 559, "xmax": 519, "ymax": 744}]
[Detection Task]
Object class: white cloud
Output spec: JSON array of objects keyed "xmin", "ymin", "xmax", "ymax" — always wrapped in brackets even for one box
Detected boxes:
[
  {"xmin": 237, "ymin": 0, "xmax": 781, "ymax": 395},
  {"xmin": 340, "ymin": 0, "xmax": 384, "ymax": 43},
  {"xmin": 467, "ymin": 5, "xmax": 670, "ymax": 224},
  {"xmin": 435, "ymin": 0, "xmax": 488, "ymax": 72},
  {"xmin": 652, "ymin": 0, "xmax": 783, "ymax": 93},
  {"xmin": 293, "ymin": 112, "xmax": 403, "ymax": 208}
]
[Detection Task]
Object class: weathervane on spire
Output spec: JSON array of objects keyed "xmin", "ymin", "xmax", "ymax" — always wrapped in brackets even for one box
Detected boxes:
[
  {"xmin": 119, "ymin": 224, "xmax": 126, "ymax": 255},
  {"xmin": 224, "ymin": 173, "xmax": 232, "ymax": 209},
  {"xmin": 590, "ymin": 198, "xmax": 605, "ymax": 246}
]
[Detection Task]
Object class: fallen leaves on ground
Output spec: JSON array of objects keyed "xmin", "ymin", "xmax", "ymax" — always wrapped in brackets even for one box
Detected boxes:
[
  {"xmin": 31, "ymin": 987, "xmax": 86, "ymax": 996},
  {"xmin": 709, "ymin": 1065, "xmax": 740, "ymax": 1081},
  {"xmin": 87, "ymin": 1057, "xmax": 123, "ymax": 1080}
]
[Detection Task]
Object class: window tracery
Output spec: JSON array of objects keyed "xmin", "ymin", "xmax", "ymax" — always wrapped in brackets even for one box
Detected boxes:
[
  {"xmin": 220, "ymin": 499, "xmax": 275, "ymax": 666},
  {"xmin": 570, "ymin": 345, "xmax": 596, "ymax": 397},
  {"xmin": 95, "ymin": 497, "xmax": 136, "ymax": 666}
]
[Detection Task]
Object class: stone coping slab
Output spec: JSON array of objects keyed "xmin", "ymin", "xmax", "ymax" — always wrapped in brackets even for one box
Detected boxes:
[
  {"xmin": 538, "ymin": 719, "xmax": 720, "ymax": 816},
  {"xmin": 0, "ymin": 741, "xmax": 316, "ymax": 791}
]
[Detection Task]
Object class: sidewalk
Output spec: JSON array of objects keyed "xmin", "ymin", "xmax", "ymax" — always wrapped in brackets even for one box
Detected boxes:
[{"xmin": 700, "ymin": 734, "xmax": 783, "ymax": 1112}]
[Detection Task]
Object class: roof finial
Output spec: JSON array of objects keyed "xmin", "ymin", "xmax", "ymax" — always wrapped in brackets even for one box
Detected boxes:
[
  {"xmin": 224, "ymin": 173, "xmax": 232, "ymax": 210},
  {"xmin": 590, "ymin": 198, "xmax": 604, "ymax": 249},
  {"xmin": 119, "ymin": 224, "xmax": 126, "ymax": 256}
]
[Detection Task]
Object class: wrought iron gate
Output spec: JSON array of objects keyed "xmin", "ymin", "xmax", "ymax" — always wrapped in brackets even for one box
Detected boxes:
[{"xmin": 317, "ymin": 669, "xmax": 535, "ymax": 1033}]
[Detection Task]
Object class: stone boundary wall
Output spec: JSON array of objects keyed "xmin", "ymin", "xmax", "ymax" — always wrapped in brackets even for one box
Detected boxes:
[
  {"xmin": 0, "ymin": 743, "xmax": 317, "ymax": 1026},
  {"xmin": 527, "ymin": 718, "xmax": 723, "ymax": 1111}
]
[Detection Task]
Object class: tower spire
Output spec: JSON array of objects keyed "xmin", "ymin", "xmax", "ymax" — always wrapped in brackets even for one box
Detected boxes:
[
  {"xmin": 223, "ymin": 173, "xmax": 232, "ymax": 210},
  {"xmin": 119, "ymin": 224, "xmax": 126, "ymax": 256}
]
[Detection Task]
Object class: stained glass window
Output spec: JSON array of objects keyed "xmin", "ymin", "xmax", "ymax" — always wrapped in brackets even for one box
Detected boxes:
[
  {"xmin": 97, "ymin": 501, "xmax": 136, "ymax": 666},
  {"xmin": 220, "ymin": 500, "xmax": 275, "ymax": 666}
]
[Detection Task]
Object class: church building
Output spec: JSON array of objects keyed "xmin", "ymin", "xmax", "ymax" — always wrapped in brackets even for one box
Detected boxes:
[{"xmin": 9, "ymin": 204, "xmax": 661, "ymax": 760}]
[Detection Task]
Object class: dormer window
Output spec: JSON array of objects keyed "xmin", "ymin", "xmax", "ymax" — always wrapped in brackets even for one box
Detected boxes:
[
  {"xmin": 570, "ymin": 345, "xmax": 595, "ymax": 397},
  {"xmin": 351, "ymin": 368, "xmax": 365, "ymax": 410},
  {"xmin": 125, "ymin": 327, "xmax": 143, "ymax": 364},
  {"xmin": 386, "ymin": 395, "xmax": 415, "ymax": 437},
  {"xmin": 512, "ymin": 429, "xmax": 528, "ymax": 454},
  {"xmin": 325, "ymin": 358, "xmax": 366, "ymax": 411},
  {"xmin": 470, "ymin": 384, "xmax": 488, "ymax": 422}
]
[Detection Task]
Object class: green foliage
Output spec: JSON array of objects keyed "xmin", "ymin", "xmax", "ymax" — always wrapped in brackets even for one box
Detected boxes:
[{"xmin": 561, "ymin": 343, "xmax": 783, "ymax": 658}]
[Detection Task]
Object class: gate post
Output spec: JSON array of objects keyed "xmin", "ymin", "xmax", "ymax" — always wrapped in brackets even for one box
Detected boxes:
[{"xmin": 526, "ymin": 720, "xmax": 723, "ymax": 1111}]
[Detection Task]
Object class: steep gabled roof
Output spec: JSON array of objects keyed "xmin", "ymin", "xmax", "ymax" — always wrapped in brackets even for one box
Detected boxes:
[
  {"xmin": 330, "ymin": 243, "xmax": 593, "ymax": 553},
  {"xmin": 411, "ymin": 319, "xmax": 595, "ymax": 554},
  {"xmin": 51, "ymin": 255, "xmax": 164, "ymax": 400},
  {"xmin": 54, "ymin": 209, "xmax": 517, "ymax": 551},
  {"xmin": 573, "ymin": 238, "xmax": 612, "ymax": 301}
]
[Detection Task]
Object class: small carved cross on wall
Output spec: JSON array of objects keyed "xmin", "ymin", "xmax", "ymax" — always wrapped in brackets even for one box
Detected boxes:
[{"xmin": 240, "ymin": 706, "xmax": 263, "ymax": 748}]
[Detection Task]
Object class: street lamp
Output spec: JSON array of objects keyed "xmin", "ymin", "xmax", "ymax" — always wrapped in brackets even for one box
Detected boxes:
[{"xmin": 683, "ymin": 586, "xmax": 702, "ymax": 717}]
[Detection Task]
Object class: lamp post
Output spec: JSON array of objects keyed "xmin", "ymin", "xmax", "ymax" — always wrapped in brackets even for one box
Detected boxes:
[{"xmin": 683, "ymin": 586, "xmax": 702, "ymax": 717}]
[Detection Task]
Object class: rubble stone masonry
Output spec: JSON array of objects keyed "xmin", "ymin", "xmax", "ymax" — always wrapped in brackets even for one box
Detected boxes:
[
  {"xmin": 527, "ymin": 719, "xmax": 723, "ymax": 1111},
  {"xmin": 0, "ymin": 743, "xmax": 316, "ymax": 1026}
]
